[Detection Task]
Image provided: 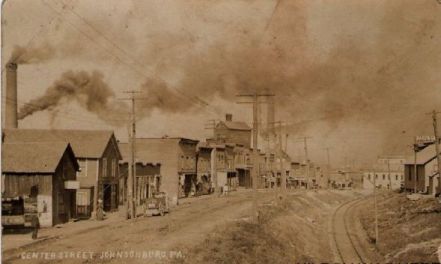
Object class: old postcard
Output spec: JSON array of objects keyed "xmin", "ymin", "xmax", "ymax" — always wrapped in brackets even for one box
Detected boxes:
[{"xmin": 1, "ymin": 0, "xmax": 441, "ymax": 263}]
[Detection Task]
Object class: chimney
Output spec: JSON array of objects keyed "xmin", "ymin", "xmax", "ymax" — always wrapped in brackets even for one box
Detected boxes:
[
  {"xmin": 226, "ymin": 113, "xmax": 232, "ymax": 122},
  {"xmin": 5, "ymin": 63, "xmax": 18, "ymax": 128}
]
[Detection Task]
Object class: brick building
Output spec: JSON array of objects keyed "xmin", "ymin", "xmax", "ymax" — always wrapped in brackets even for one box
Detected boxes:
[
  {"xmin": 127, "ymin": 137, "xmax": 199, "ymax": 205},
  {"xmin": 118, "ymin": 142, "xmax": 161, "ymax": 214},
  {"xmin": 214, "ymin": 114, "xmax": 251, "ymax": 148}
]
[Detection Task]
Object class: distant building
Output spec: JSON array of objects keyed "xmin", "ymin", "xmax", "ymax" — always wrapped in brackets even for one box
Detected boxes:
[
  {"xmin": 2, "ymin": 142, "xmax": 79, "ymax": 227},
  {"xmin": 3, "ymin": 129, "xmax": 122, "ymax": 218},
  {"xmin": 363, "ymin": 156, "xmax": 405, "ymax": 190},
  {"xmin": 126, "ymin": 137, "xmax": 199, "ymax": 205},
  {"xmin": 329, "ymin": 170, "xmax": 353, "ymax": 189},
  {"xmin": 214, "ymin": 114, "xmax": 251, "ymax": 148}
]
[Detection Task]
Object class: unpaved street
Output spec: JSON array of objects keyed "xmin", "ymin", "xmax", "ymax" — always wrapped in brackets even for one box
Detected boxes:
[
  {"xmin": 3, "ymin": 189, "xmax": 368, "ymax": 263},
  {"xmin": 3, "ymin": 190, "xmax": 272, "ymax": 264}
]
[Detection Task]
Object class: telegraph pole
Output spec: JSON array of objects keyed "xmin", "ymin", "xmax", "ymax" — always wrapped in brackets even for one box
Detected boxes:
[
  {"xmin": 324, "ymin": 147, "xmax": 332, "ymax": 189},
  {"xmin": 298, "ymin": 137, "xmax": 312, "ymax": 189},
  {"xmin": 431, "ymin": 111, "xmax": 441, "ymax": 187},
  {"xmin": 413, "ymin": 137, "xmax": 418, "ymax": 193},
  {"xmin": 237, "ymin": 92, "xmax": 274, "ymax": 221},
  {"xmin": 373, "ymin": 164, "xmax": 379, "ymax": 245},
  {"xmin": 269, "ymin": 121, "xmax": 286, "ymax": 191},
  {"xmin": 121, "ymin": 90, "xmax": 143, "ymax": 219}
]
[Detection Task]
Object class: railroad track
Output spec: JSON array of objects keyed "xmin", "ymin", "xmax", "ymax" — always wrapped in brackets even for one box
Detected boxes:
[{"xmin": 331, "ymin": 198, "xmax": 366, "ymax": 263}]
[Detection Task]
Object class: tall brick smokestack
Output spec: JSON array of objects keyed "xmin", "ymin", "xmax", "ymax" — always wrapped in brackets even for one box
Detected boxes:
[{"xmin": 5, "ymin": 63, "xmax": 18, "ymax": 128}]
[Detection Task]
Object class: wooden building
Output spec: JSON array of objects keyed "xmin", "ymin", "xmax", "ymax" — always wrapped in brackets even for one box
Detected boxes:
[
  {"xmin": 118, "ymin": 142, "xmax": 161, "ymax": 212},
  {"xmin": 404, "ymin": 145, "xmax": 441, "ymax": 195},
  {"xmin": 3, "ymin": 129, "xmax": 122, "ymax": 218},
  {"xmin": 2, "ymin": 142, "xmax": 79, "ymax": 227}
]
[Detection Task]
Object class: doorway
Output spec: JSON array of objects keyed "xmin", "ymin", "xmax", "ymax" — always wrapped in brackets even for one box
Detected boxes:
[{"xmin": 103, "ymin": 184, "xmax": 112, "ymax": 211}]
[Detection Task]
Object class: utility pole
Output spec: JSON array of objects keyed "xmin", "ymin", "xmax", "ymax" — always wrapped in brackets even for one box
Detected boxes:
[
  {"xmin": 120, "ymin": 90, "xmax": 143, "ymax": 219},
  {"xmin": 413, "ymin": 137, "xmax": 418, "ymax": 193},
  {"xmin": 269, "ymin": 121, "xmax": 286, "ymax": 191},
  {"xmin": 298, "ymin": 137, "xmax": 312, "ymax": 189},
  {"xmin": 431, "ymin": 111, "xmax": 441, "ymax": 189},
  {"xmin": 373, "ymin": 164, "xmax": 379, "ymax": 245},
  {"xmin": 387, "ymin": 159, "xmax": 392, "ymax": 190},
  {"xmin": 324, "ymin": 147, "xmax": 332, "ymax": 189},
  {"xmin": 237, "ymin": 92, "xmax": 274, "ymax": 221}
]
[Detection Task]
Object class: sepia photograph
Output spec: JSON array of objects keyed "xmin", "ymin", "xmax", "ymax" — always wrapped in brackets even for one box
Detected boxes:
[{"xmin": 1, "ymin": 0, "xmax": 441, "ymax": 263}]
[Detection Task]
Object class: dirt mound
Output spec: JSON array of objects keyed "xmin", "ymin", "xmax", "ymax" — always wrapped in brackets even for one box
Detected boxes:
[
  {"xmin": 359, "ymin": 191, "xmax": 441, "ymax": 263},
  {"xmin": 173, "ymin": 190, "xmax": 351, "ymax": 263}
]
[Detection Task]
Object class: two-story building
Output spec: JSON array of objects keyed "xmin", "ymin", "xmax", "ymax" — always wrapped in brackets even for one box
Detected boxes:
[
  {"xmin": 214, "ymin": 114, "xmax": 252, "ymax": 148},
  {"xmin": 363, "ymin": 156, "xmax": 405, "ymax": 190},
  {"xmin": 128, "ymin": 137, "xmax": 199, "ymax": 205},
  {"xmin": 3, "ymin": 129, "xmax": 122, "ymax": 218}
]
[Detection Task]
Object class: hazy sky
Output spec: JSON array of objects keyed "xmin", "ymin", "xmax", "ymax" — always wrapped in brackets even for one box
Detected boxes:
[{"xmin": 2, "ymin": 0, "xmax": 441, "ymax": 167}]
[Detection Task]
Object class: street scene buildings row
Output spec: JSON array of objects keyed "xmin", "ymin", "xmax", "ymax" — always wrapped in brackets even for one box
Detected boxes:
[{"xmin": 3, "ymin": 114, "xmax": 441, "ymax": 226}]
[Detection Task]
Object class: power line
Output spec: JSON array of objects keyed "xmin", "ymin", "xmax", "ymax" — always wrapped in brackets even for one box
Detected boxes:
[{"xmin": 40, "ymin": 0, "xmax": 223, "ymax": 117}]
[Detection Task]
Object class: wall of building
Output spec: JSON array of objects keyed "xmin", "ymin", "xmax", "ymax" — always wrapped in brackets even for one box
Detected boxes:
[
  {"xmin": 363, "ymin": 171, "xmax": 404, "ymax": 190},
  {"xmin": 135, "ymin": 139, "xmax": 180, "ymax": 205},
  {"xmin": 3, "ymin": 174, "xmax": 53, "ymax": 227},
  {"xmin": 52, "ymin": 150, "xmax": 77, "ymax": 226},
  {"xmin": 404, "ymin": 164, "xmax": 426, "ymax": 192},
  {"xmin": 99, "ymin": 140, "xmax": 120, "ymax": 211},
  {"xmin": 77, "ymin": 159, "xmax": 99, "ymax": 188}
]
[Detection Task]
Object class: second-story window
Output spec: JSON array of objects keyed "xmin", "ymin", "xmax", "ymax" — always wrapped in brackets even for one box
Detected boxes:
[
  {"xmin": 112, "ymin": 159, "xmax": 116, "ymax": 177},
  {"xmin": 102, "ymin": 158, "xmax": 107, "ymax": 177}
]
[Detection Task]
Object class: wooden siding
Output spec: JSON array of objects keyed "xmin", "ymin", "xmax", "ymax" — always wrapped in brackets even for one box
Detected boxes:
[{"xmin": 2, "ymin": 174, "xmax": 52, "ymax": 197}]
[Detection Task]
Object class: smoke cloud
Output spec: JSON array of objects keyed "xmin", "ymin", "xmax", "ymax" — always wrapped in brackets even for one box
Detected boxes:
[
  {"xmin": 18, "ymin": 70, "xmax": 128, "ymax": 125},
  {"xmin": 10, "ymin": 0, "xmax": 441, "ymax": 162},
  {"xmin": 8, "ymin": 43, "xmax": 55, "ymax": 64}
]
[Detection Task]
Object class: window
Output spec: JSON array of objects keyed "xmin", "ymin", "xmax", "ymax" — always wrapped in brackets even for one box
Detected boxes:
[
  {"xmin": 376, "ymin": 174, "xmax": 378, "ymax": 179},
  {"xmin": 112, "ymin": 159, "xmax": 116, "ymax": 177},
  {"xmin": 383, "ymin": 174, "xmax": 385, "ymax": 180},
  {"xmin": 102, "ymin": 158, "xmax": 107, "ymax": 177},
  {"xmin": 395, "ymin": 175, "xmax": 398, "ymax": 181}
]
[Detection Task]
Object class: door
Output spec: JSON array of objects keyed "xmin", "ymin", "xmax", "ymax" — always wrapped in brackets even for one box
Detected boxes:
[{"xmin": 103, "ymin": 184, "xmax": 112, "ymax": 211}]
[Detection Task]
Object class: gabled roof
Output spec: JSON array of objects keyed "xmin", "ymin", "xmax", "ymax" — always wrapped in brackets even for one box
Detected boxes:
[
  {"xmin": 2, "ymin": 142, "xmax": 79, "ymax": 173},
  {"xmin": 217, "ymin": 121, "xmax": 251, "ymax": 131},
  {"xmin": 136, "ymin": 137, "xmax": 199, "ymax": 145},
  {"xmin": 405, "ymin": 144, "xmax": 439, "ymax": 165},
  {"xmin": 3, "ymin": 129, "xmax": 121, "ymax": 159}
]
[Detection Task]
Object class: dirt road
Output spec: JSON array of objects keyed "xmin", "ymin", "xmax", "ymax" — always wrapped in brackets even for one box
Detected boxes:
[{"xmin": 3, "ymin": 189, "xmax": 367, "ymax": 264}]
